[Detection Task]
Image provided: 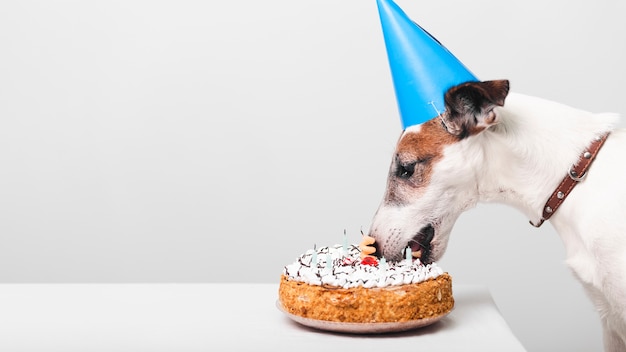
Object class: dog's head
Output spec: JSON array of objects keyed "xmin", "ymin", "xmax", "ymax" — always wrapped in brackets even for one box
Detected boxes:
[{"xmin": 368, "ymin": 80, "xmax": 510, "ymax": 263}]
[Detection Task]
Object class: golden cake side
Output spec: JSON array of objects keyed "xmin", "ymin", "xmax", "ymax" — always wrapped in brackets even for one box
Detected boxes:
[{"xmin": 278, "ymin": 272, "xmax": 453, "ymax": 323}]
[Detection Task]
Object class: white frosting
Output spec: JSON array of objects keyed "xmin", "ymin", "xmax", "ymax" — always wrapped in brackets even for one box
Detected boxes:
[{"xmin": 282, "ymin": 244, "xmax": 444, "ymax": 289}]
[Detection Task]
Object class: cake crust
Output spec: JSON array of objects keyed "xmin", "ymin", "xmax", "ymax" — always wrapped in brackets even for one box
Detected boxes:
[{"xmin": 278, "ymin": 273, "xmax": 453, "ymax": 323}]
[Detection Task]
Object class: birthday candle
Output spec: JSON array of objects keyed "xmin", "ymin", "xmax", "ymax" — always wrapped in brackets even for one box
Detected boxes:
[
  {"xmin": 343, "ymin": 229, "xmax": 348, "ymax": 254},
  {"xmin": 379, "ymin": 257, "xmax": 387, "ymax": 271},
  {"xmin": 405, "ymin": 247, "xmax": 411, "ymax": 262},
  {"xmin": 311, "ymin": 244, "xmax": 317, "ymax": 267}
]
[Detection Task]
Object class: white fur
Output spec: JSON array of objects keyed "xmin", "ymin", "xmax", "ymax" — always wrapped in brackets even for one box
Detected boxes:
[{"xmin": 369, "ymin": 92, "xmax": 625, "ymax": 351}]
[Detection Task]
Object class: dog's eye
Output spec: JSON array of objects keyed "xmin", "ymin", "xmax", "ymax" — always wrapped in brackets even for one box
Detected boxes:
[{"xmin": 396, "ymin": 162, "xmax": 416, "ymax": 179}]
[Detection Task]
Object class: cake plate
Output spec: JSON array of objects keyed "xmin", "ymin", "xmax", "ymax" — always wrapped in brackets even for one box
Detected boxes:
[{"xmin": 276, "ymin": 301, "xmax": 450, "ymax": 334}]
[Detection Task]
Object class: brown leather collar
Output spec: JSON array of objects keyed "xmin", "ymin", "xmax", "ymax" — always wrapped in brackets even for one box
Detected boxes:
[{"xmin": 530, "ymin": 132, "xmax": 611, "ymax": 227}]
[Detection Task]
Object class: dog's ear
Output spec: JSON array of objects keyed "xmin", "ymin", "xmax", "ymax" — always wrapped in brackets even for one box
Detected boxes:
[{"xmin": 441, "ymin": 80, "xmax": 510, "ymax": 138}]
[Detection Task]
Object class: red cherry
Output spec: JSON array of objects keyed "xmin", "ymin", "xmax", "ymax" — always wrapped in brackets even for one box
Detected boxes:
[{"xmin": 361, "ymin": 256, "xmax": 378, "ymax": 266}]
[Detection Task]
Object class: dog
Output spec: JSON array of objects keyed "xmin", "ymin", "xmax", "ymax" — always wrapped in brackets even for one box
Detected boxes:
[{"xmin": 367, "ymin": 79, "xmax": 626, "ymax": 351}]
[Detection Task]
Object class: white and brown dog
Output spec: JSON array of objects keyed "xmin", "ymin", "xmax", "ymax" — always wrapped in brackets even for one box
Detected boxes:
[{"xmin": 367, "ymin": 80, "xmax": 625, "ymax": 351}]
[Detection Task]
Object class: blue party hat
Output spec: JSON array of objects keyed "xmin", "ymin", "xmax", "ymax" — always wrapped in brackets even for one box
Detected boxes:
[{"xmin": 377, "ymin": 0, "xmax": 478, "ymax": 129}]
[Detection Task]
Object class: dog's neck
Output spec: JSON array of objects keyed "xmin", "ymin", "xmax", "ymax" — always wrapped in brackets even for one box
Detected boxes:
[{"xmin": 474, "ymin": 92, "xmax": 618, "ymax": 224}]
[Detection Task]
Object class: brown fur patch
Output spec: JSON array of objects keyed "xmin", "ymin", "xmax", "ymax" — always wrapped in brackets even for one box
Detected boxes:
[
  {"xmin": 385, "ymin": 118, "xmax": 459, "ymax": 204},
  {"xmin": 397, "ymin": 119, "xmax": 459, "ymax": 161}
]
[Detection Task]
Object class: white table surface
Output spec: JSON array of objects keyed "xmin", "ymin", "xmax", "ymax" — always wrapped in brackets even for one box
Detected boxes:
[{"xmin": 0, "ymin": 283, "xmax": 526, "ymax": 352}]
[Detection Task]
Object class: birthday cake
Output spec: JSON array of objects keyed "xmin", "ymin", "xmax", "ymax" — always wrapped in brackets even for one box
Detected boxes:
[{"xmin": 278, "ymin": 237, "xmax": 453, "ymax": 326}]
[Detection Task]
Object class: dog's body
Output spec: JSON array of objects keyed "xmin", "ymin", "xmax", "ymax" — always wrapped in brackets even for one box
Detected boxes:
[{"xmin": 368, "ymin": 80, "xmax": 626, "ymax": 351}]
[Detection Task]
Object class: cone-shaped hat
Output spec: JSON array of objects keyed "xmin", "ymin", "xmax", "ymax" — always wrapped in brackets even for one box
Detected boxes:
[{"xmin": 377, "ymin": 0, "xmax": 478, "ymax": 129}]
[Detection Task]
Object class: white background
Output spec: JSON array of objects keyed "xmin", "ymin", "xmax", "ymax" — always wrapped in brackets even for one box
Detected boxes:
[{"xmin": 1, "ymin": 1, "xmax": 625, "ymax": 351}]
